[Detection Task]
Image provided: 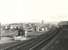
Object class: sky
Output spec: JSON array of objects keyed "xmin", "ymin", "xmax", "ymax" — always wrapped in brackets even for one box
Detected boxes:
[{"xmin": 0, "ymin": 0, "xmax": 68, "ymax": 24}]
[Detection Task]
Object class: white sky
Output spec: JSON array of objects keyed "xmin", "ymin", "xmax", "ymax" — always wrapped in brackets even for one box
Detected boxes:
[{"xmin": 0, "ymin": 0, "xmax": 68, "ymax": 24}]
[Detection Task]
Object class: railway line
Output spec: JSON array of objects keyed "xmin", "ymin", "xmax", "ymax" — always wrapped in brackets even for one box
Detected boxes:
[
  {"xmin": 29, "ymin": 28, "xmax": 60, "ymax": 50},
  {"xmin": 0, "ymin": 27, "xmax": 61, "ymax": 50}
]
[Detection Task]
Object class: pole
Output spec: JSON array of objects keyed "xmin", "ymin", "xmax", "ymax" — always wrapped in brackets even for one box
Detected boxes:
[
  {"xmin": 0, "ymin": 23, "xmax": 1, "ymax": 40},
  {"xmin": 25, "ymin": 31, "xmax": 28, "ymax": 37}
]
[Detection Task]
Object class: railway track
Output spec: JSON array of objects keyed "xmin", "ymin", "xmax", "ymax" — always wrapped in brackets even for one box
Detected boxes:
[
  {"xmin": 0, "ymin": 27, "xmax": 60, "ymax": 50},
  {"xmin": 31, "ymin": 29, "xmax": 61, "ymax": 50}
]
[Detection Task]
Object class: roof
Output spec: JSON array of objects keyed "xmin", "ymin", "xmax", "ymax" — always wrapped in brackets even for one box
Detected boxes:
[{"xmin": 58, "ymin": 21, "xmax": 68, "ymax": 25}]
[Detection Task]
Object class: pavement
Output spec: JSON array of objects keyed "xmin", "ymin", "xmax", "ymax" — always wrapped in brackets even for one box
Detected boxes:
[
  {"xmin": 0, "ymin": 37, "xmax": 15, "ymax": 44},
  {"xmin": 0, "ymin": 36, "xmax": 29, "ymax": 44},
  {"xmin": 27, "ymin": 31, "xmax": 46, "ymax": 36},
  {"xmin": 13, "ymin": 36, "xmax": 30, "ymax": 41}
]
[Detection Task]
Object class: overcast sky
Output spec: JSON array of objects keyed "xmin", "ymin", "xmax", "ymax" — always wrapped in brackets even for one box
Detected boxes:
[{"xmin": 0, "ymin": 0, "xmax": 68, "ymax": 24}]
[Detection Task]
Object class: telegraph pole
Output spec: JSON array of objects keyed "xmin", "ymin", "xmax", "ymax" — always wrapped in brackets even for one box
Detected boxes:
[{"xmin": 0, "ymin": 23, "xmax": 1, "ymax": 40}]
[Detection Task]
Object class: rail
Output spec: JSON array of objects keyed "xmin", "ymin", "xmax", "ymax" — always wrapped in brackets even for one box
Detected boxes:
[{"xmin": 0, "ymin": 27, "xmax": 60, "ymax": 50}]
